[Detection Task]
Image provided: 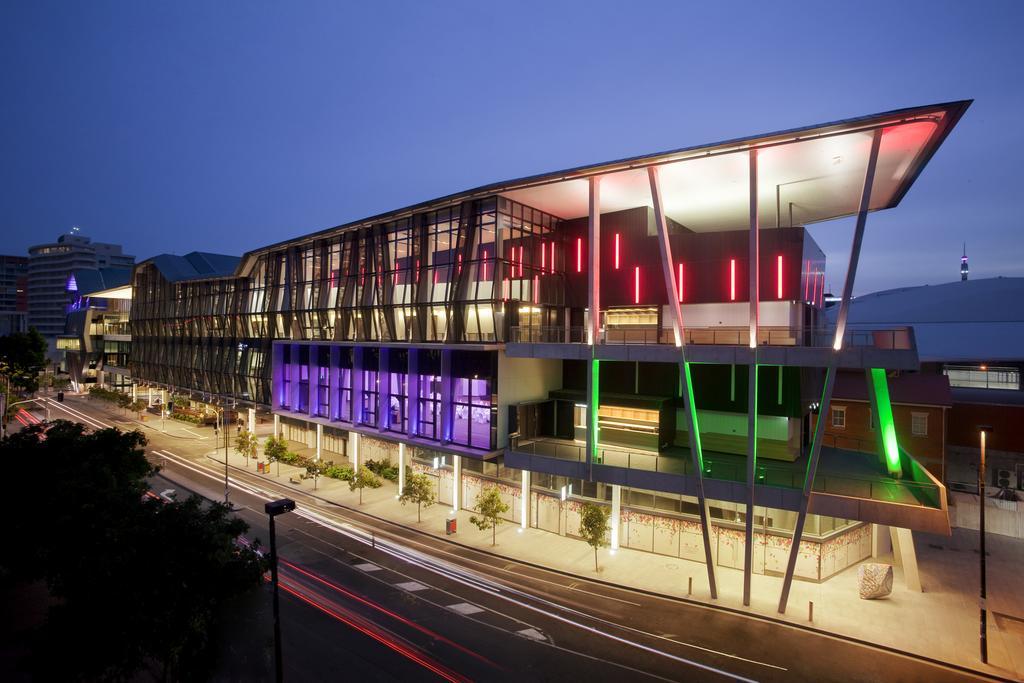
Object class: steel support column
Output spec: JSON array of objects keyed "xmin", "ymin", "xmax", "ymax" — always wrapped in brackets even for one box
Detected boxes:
[
  {"xmin": 315, "ymin": 423, "xmax": 322, "ymax": 461},
  {"xmin": 778, "ymin": 128, "xmax": 882, "ymax": 613},
  {"xmin": 520, "ymin": 469, "xmax": 530, "ymax": 530},
  {"xmin": 833, "ymin": 129, "xmax": 882, "ymax": 350},
  {"xmin": 648, "ymin": 166, "xmax": 718, "ymax": 598},
  {"xmin": 610, "ymin": 484, "xmax": 621, "ymax": 551},
  {"xmin": 777, "ymin": 365, "xmax": 836, "ymax": 613},
  {"xmin": 743, "ymin": 150, "xmax": 760, "ymax": 607}
]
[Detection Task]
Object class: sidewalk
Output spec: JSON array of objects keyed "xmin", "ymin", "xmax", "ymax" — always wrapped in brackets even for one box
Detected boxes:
[{"xmin": 211, "ymin": 443, "xmax": 1023, "ymax": 679}]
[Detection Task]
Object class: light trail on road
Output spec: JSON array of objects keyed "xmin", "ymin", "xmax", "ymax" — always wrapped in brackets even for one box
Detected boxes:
[{"xmin": 153, "ymin": 447, "xmax": 762, "ymax": 682}]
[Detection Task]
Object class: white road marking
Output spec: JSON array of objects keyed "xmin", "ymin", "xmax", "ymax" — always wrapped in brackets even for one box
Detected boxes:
[
  {"xmin": 395, "ymin": 581, "xmax": 428, "ymax": 592},
  {"xmin": 354, "ymin": 562, "xmax": 382, "ymax": 572},
  {"xmin": 448, "ymin": 602, "xmax": 484, "ymax": 616},
  {"xmin": 160, "ymin": 489, "xmax": 176, "ymax": 502},
  {"xmin": 182, "ymin": 428, "xmax": 204, "ymax": 438},
  {"xmin": 517, "ymin": 627, "xmax": 546, "ymax": 641},
  {"xmin": 40, "ymin": 399, "xmax": 110, "ymax": 430}
]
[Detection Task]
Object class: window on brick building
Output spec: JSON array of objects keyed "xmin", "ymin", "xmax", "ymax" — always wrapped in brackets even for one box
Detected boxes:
[
  {"xmin": 831, "ymin": 406, "xmax": 846, "ymax": 429},
  {"xmin": 912, "ymin": 412, "xmax": 928, "ymax": 437}
]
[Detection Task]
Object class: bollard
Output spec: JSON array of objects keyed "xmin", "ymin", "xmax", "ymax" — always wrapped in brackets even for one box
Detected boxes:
[
  {"xmin": 808, "ymin": 601, "xmax": 814, "ymax": 622},
  {"xmin": 688, "ymin": 577, "xmax": 693, "ymax": 596}
]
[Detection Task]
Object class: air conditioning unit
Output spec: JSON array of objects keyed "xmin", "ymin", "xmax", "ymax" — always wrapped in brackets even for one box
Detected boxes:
[{"xmin": 994, "ymin": 469, "xmax": 1012, "ymax": 489}]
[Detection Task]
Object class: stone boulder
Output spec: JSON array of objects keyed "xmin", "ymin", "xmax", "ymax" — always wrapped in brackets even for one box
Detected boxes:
[{"xmin": 858, "ymin": 562, "xmax": 894, "ymax": 599}]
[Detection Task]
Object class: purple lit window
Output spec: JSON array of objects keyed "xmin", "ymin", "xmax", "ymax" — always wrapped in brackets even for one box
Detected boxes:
[{"xmin": 452, "ymin": 376, "xmax": 492, "ymax": 450}]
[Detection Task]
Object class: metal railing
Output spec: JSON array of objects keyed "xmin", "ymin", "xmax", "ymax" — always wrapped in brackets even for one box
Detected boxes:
[
  {"xmin": 509, "ymin": 324, "xmax": 914, "ymax": 351},
  {"xmin": 511, "ymin": 437, "xmax": 941, "ymax": 507}
]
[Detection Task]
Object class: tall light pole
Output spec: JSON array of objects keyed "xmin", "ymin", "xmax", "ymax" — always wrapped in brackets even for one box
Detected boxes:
[
  {"xmin": 265, "ymin": 498, "xmax": 296, "ymax": 683},
  {"xmin": 977, "ymin": 424, "xmax": 993, "ymax": 664}
]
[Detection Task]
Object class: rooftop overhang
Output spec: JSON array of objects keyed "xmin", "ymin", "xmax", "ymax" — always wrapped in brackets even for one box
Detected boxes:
[
  {"xmin": 500, "ymin": 100, "xmax": 970, "ymax": 230},
  {"xmin": 86, "ymin": 284, "xmax": 133, "ymax": 300},
  {"xmin": 239, "ymin": 100, "xmax": 969, "ymax": 268}
]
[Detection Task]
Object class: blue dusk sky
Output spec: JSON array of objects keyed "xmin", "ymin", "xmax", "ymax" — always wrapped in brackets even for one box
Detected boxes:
[{"xmin": 1, "ymin": 1, "xmax": 1021, "ymax": 295}]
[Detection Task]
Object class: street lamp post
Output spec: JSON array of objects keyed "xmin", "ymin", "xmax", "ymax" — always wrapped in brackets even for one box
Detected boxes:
[
  {"xmin": 215, "ymin": 407, "xmax": 231, "ymax": 506},
  {"xmin": 265, "ymin": 498, "xmax": 296, "ymax": 683},
  {"xmin": 978, "ymin": 424, "xmax": 993, "ymax": 664}
]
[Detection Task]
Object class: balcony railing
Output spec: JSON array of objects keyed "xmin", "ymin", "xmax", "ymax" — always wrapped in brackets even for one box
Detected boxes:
[
  {"xmin": 509, "ymin": 324, "xmax": 914, "ymax": 351},
  {"xmin": 511, "ymin": 437, "xmax": 940, "ymax": 508}
]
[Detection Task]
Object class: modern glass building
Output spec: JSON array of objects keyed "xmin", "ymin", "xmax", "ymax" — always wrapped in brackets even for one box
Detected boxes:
[{"xmin": 129, "ymin": 100, "xmax": 970, "ymax": 609}]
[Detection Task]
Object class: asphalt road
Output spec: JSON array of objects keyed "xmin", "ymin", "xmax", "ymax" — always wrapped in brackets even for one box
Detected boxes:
[{"xmin": 36, "ymin": 394, "xmax": 1010, "ymax": 683}]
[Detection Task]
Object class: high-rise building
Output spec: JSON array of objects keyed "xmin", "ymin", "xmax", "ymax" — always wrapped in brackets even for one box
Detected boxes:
[
  {"xmin": 0, "ymin": 254, "xmax": 29, "ymax": 335},
  {"xmin": 27, "ymin": 231, "xmax": 134, "ymax": 357},
  {"xmin": 130, "ymin": 100, "xmax": 970, "ymax": 610}
]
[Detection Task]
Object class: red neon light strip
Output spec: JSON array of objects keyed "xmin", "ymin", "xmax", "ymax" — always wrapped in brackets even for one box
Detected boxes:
[
  {"xmin": 730, "ymin": 259, "xmax": 736, "ymax": 301},
  {"xmin": 541, "ymin": 241, "xmax": 546, "ymax": 272},
  {"xmin": 777, "ymin": 254, "xmax": 783, "ymax": 299},
  {"xmin": 457, "ymin": 253, "xmax": 462, "ymax": 276},
  {"xmin": 533, "ymin": 275, "xmax": 539, "ymax": 304},
  {"xmin": 482, "ymin": 250, "xmax": 488, "ymax": 281},
  {"xmin": 576, "ymin": 237, "xmax": 582, "ymax": 273},
  {"xmin": 634, "ymin": 266, "xmax": 640, "ymax": 304},
  {"xmin": 518, "ymin": 246, "xmax": 523, "ymax": 277},
  {"xmin": 804, "ymin": 260, "xmax": 810, "ymax": 301},
  {"xmin": 678, "ymin": 263, "xmax": 684, "ymax": 302},
  {"xmin": 550, "ymin": 241, "xmax": 555, "ymax": 274},
  {"xmin": 614, "ymin": 234, "xmax": 620, "ymax": 269}
]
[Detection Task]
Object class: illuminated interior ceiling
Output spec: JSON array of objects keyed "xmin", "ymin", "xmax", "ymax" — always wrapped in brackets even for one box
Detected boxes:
[{"xmin": 499, "ymin": 101, "xmax": 969, "ymax": 231}]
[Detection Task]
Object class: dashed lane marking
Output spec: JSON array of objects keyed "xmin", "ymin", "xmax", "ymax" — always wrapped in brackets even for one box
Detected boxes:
[
  {"xmin": 354, "ymin": 562, "xmax": 382, "ymax": 572},
  {"xmin": 395, "ymin": 581, "xmax": 428, "ymax": 592},
  {"xmin": 448, "ymin": 602, "xmax": 484, "ymax": 616},
  {"xmin": 517, "ymin": 628, "xmax": 546, "ymax": 641}
]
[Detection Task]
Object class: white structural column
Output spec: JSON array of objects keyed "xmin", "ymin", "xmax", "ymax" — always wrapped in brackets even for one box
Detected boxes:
[
  {"xmin": 315, "ymin": 423, "xmax": 323, "ymax": 461},
  {"xmin": 520, "ymin": 469, "xmax": 530, "ymax": 530},
  {"xmin": 778, "ymin": 128, "xmax": 883, "ymax": 614},
  {"xmin": 890, "ymin": 527, "xmax": 922, "ymax": 591},
  {"xmin": 610, "ymin": 484, "xmax": 621, "ymax": 550},
  {"xmin": 273, "ymin": 413, "xmax": 280, "ymax": 438},
  {"xmin": 743, "ymin": 149, "xmax": 760, "ymax": 607},
  {"xmin": 452, "ymin": 455, "xmax": 461, "ymax": 513},
  {"xmin": 585, "ymin": 176, "xmax": 602, "ymax": 478},
  {"xmin": 131, "ymin": 384, "xmax": 137, "ymax": 401},
  {"xmin": 350, "ymin": 431, "xmax": 360, "ymax": 470},
  {"xmin": 397, "ymin": 442, "xmax": 406, "ymax": 498},
  {"xmin": 148, "ymin": 387, "xmax": 153, "ymax": 407},
  {"xmin": 648, "ymin": 166, "xmax": 718, "ymax": 599},
  {"xmin": 587, "ymin": 176, "xmax": 601, "ymax": 346},
  {"xmin": 248, "ymin": 407, "xmax": 256, "ymax": 434}
]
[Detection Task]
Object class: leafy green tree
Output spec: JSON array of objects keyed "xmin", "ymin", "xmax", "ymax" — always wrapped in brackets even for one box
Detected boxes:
[
  {"xmin": 234, "ymin": 428, "xmax": 258, "ymax": 467},
  {"xmin": 399, "ymin": 471, "xmax": 436, "ymax": 522},
  {"xmin": 578, "ymin": 502, "xmax": 611, "ymax": 571},
  {"xmin": 264, "ymin": 434, "xmax": 288, "ymax": 476},
  {"xmin": 0, "ymin": 327, "xmax": 48, "ymax": 392},
  {"xmin": 115, "ymin": 391, "xmax": 132, "ymax": 413},
  {"xmin": 470, "ymin": 486, "xmax": 510, "ymax": 546},
  {"xmin": 349, "ymin": 464, "xmax": 382, "ymax": 504},
  {"xmin": 128, "ymin": 398, "xmax": 147, "ymax": 419},
  {"xmin": 52, "ymin": 375, "xmax": 71, "ymax": 392},
  {"xmin": 0, "ymin": 420, "xmax": 266, "ymax": 681},
  {"xmin": 302, "ymin": 458, "xmax": 330, "ymax": 490}
]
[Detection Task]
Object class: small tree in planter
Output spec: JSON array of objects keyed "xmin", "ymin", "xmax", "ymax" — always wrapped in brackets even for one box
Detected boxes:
[
  {"xmin": 349, "ymin": 465, "xmax": 382, "ymax": 504},
  {"xmin": 129, "ymin": 399, "xmax": 147, "ymax": 420},
  {"xmin": 302, "ymin": 458, "xmax": 330, "ymax": 490},
  {"xmin": 578, "ymin": 502, "xmax": 611, "ymax": 572},
  {"xmin": 263, "ymin": 435, "xmax": 287, "ymax": 476},
  {"xmin": 234, "ymin": 429, "xmax": 258, "ymax": 467},
  {"xmin": 116, "ymin": 392, "xmax": 132, "ymax": 414},
  {"xmin": 470, "ymin": 486, "xmax": 509, "ymax": 546},
  {"xmin": 399, "ymin": 472, "xmax": 436, "ymax": 522}
]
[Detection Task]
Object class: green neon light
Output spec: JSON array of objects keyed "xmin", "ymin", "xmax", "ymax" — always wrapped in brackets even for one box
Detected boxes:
[
  {"xmin": 750, "ymin": 364, "xmax": 758, "ymax": 474},
  {"xmin": 682, "ymin": 362, "xmax": 704, "ymax": 470},
  {"xmin": 590, "ymin": 359, "xmax": 600, "ymax": 463},
  {"xmin": 870, "ymin": 368, "xmax": 902, "ymax": 478}
]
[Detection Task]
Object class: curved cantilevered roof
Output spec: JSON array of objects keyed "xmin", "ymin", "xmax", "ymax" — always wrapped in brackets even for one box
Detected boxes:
[{"xmin": 240, "ymin": 99, "xmax": 970, "ymax": 270}]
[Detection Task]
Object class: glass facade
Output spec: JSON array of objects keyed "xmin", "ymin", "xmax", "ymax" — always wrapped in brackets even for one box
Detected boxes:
[
  {"xmin": 273, "ymin": 342, "xmax": 498, "ymax": 452},
  {"xmin": 130, "ymin": 195, "xmax": 564, "ymax": 407}
]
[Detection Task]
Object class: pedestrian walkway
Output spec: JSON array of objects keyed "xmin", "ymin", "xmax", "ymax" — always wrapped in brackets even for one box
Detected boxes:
[{"xmin": 207, "ymin": 440, "xmax": 1023, "ymax": 680}]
